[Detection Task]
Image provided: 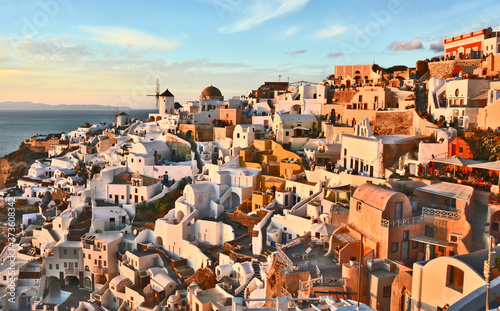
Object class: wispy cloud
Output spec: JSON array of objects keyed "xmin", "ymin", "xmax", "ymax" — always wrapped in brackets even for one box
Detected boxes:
[
  {"xmin": 80, "ymin": 26, "xmax": 179, "ymax": 50},
  {"xmin": 218, "ymin": 0, "xmax": 310, "ymax": 33},
  {"xmin": 13, "ymin": 37, "xmax": 93, "ymax": 62},
  {"xmin": 315, "ymin": 25, "xmax": 346, "ymax": 39},
  {"xmin": 326, "ymin": 52, "xmax": 343, "ymax": 58},
  {"xmin": 387, "ymin": 38, "xmax": 423, "ymax": 51},
  {"xmin": 282, "ymin": 26, "xmax": 300, "ymax": 39},
  {"xmin": 287, "ymin": 49, "xmax": 306, "ymax": 55},
  {"xmin": 430, "ymin": 40, "xmax": 444, "ymax": 52}
]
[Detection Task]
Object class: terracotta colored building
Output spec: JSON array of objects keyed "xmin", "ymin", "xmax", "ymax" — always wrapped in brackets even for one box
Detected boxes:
[
  {"xmin": 448, "ymin": 137, "xmax": 473, "ymax": 159},
  {"xmin": 253, "ymin": 82, "xmax": 288, "ymax": 99}
]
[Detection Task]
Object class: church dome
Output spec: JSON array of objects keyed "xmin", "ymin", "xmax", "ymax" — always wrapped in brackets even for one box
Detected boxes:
[{"xmin": 200, "ymin": 85, "xmax": 223, "ymax": 100}]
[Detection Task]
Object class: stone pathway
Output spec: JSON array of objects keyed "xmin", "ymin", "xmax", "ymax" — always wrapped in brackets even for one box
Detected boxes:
[{"xmin": 471, "ymin": 190, "xmax": 490, "ymax": 252}]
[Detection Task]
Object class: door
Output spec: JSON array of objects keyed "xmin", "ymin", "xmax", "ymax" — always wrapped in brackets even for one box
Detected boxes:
[
  {"xmin": 110, "ymin": 218, "xmax": 115, "ymax": 230},
  {"xmin": 395, "ymin": 202, "xmax": 403, "ymax": 220},
  {"xmin": 282, "ymin": 233, "xmax": 287, "ymax": 244},
  {"xmin": 369, "ymin": 166, "xmax": 373, "ymax": 177},
  {"xmin": 401, "ymin": 292, "xmax": 411, "ymax": 311},
  {"xmin": 401, "ymin": 241, "xmax": 409, "ymax": 261},
  {"xmin": 114, "ymin": 195, "xmax": 119, "ymax": 204},
  {"xmin": 135, "ymin": 195, "xmax": 138, "ymax": 203},
  {"xmin": 284, "ymin": 195, "xmax": 289, "ymax": 207}
]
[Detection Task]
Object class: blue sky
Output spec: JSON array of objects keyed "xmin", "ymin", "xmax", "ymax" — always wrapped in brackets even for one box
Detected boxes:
[{"xmin": 1, "ymin": 0, "xmax": 499, "ymax": 107}]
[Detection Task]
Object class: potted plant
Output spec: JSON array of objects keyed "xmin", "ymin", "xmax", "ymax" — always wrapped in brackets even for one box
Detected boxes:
[{"xmin": 349, "ymin": 256, "xmax": 356, "ymax": 266}]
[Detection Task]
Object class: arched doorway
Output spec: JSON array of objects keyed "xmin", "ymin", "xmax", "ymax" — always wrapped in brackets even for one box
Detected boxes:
[
  {"xmin": 230, "ymin": 193, "xmax": 240, "ymax": 209},
  {"xmin": 186, "ymin": 130, "xmax": 193, "ymax": 140},
  {"xmin": 84, "ymin": 276, "xmax": 92, "ymax": 289},
  {"xmin": 156, "ymin": 236, "xmax": 163, "ymax": 246},
  {"xmin": 156, "ymin": 116, "xmax": 162, "ymax": 121},
  {"xmin": 46, "ymin": 276, "xmax": 62, "ymax": 300}
]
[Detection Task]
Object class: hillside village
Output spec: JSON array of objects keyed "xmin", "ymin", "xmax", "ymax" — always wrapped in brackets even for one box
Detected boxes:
[{"xmin": 3, "ymin": 27, "xmax": 500, "ymax": 311}]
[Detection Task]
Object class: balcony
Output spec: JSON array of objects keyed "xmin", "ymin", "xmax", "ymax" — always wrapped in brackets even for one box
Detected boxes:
[
  {"xmin": 422, "ymin": 207, "xmax": 461, "ymax": 220},
  {"xmin": 92, "ymin": 266, "xmax": 108, "ymax": 274},
  {"xmin": 64, "ymin": 268, "xmax": 76, "ymax": 275},
  {"xmin": 381, "ymin": 216, "xmax": 423, "ymax": 228}
]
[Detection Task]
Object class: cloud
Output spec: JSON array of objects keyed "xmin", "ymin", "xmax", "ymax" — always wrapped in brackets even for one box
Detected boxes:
[
  {"xmin": 282, "ymin": 26, "xmax": 299, "ymax": 39},
  {"xmin": 326, "ymin": 52, "xmax": 343, "ymax": 58},
  {"xmin": 80, "ymin": 26, "xmax": 179, "ymax": 50},
  {"xmin": 288, "ymin": 49, "xmax": 306, "ymax": 55},
  {"xmin": 218, "ymin": 0, "xmax": 310, "ymax": 33},
  {"xmin": 315, "ymin": 25, "xmax": 346, "ymax": 39},
  {"xmin": 387, "ymin": 38, "xmax": 423, "ymax": 51},
  {"xmin": 15, "ymin": 37, "xmax": 93, "ymax": 62},
  {"xmin": 430, "ymin": 40, "xmax": 444, "ymax": 52}
]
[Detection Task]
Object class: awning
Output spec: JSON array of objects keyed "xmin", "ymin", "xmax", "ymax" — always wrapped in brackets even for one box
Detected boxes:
[
  {"xmin": 333, "ymin": 232, "xmax": 359, "ymax": 244},
  {"xmin": 468, "ymin": 160, "xmax": 500, "ymax": 171},
  {"xmin": 416, "ymin": 182, "xmax": 473, "ymax": 201},
  {"xmin": 410, "ymin": 236, "xmax": 449, "ymax": 247},
  {"xmin": 430, "ymin": 155, "xmax": 481, "ymax": 167},
  {"xmin": 311, "ymin": 223, "xmax": 337, "ymax": 235},
  {"xmin": 294, "ymin": 126, "xmax": 310, "ymax": 131}
]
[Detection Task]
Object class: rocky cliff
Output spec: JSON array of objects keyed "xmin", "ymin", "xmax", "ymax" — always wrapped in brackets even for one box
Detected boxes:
[{"xmin": 0, "ymin": 143, "xmax": 47, "ymax": 190}]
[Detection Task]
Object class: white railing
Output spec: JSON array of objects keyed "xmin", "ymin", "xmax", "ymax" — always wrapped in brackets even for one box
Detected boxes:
[
  {"xmin": 381, "ymin": 216, "xmax": 423, "ymax": 228},
  {"xmin": 422, "ymin": 207, "xmax": 461, "ymax": 220}
]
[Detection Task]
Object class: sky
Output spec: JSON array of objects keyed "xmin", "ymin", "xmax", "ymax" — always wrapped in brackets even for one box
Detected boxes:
[{"xmin": 1, "ymin": 0, "xmax": 500, "ymax": 109}]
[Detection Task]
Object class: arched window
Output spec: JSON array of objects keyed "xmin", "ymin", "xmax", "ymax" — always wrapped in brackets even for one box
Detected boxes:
[{"xmin": 356, "ymin": 201, "xmax": 362, "ymax": 212}]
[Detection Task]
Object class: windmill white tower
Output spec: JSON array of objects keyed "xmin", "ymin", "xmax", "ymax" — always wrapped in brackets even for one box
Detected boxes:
[{"xmin": 147, "ymin": 79, "xmax": 174, "ymax": 117}]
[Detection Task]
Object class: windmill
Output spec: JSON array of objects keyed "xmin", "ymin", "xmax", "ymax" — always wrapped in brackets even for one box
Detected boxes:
[{"xmin": 147, "ymin": 79, "xmax": 160, "ymax": 108}]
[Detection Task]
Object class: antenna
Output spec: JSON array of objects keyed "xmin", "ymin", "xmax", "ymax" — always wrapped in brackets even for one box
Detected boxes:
[{"xmin": 147, "ymin": 79, "xmax": 160, "ymax": 108}]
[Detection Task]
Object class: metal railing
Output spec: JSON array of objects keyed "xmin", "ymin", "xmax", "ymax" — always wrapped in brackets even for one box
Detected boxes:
[{"xmin": 422, "ymin": 207, "xmax": 461, "ymax": 220}]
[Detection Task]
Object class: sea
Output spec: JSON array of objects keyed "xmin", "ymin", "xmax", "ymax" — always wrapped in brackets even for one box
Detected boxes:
[{"xmin": 0, "ymin": 109, "xmax": 155, "ymax": 158}]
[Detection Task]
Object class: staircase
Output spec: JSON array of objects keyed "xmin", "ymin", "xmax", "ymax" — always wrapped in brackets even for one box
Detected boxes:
[
  {"xmin": 252, "ymin": 260, "xmax": 261, "ymax": 280},
  {"xmin": 91, "ymin": 300, "xmax": 102, "ymax": 311}
]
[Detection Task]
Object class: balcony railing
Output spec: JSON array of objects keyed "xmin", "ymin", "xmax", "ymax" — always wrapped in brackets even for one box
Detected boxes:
[
  {"xmin": 422, "ymin": 207, "xmax": 461, "ymax": 220},
  {"xmin": 92, "ymin": 266, "xmax": 108, "ymax": 274},
  {"xmin": 64, "ymin": 268, "xmax": 75, "ymax": 275},
  {"xmin": 381, "ymin": 216, "xmax": 423, "ymax": 228}
]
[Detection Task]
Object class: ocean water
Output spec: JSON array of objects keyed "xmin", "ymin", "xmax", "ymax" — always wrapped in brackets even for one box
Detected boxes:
[{"xmin": 0, "ymin": 109, "xmax": 155, "ymax": 158}]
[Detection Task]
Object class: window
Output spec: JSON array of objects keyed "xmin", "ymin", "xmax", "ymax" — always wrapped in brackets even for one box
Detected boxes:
[
  {"xmin": 237, "ymin": 133, "xmax": 240, "ymax": 138},
  {"xmin": 425, "ymin": 225, "xmax": 434, "ymax": 237},
  {"xmin": 358, "ymin": 95, "xmax": 363, "ymax": 102},
  {"xmin": 121, "ymin": 195, "xmax": 124, "ymax": 199},
  {"xmin": 344, "ymin": 148, "xmax": 347, "ymax": 156},
  {"xmin": 64, "ymin": 262, "xmax": 67, "ymax": 268},
  {"xmin": 104, "ymin": 261, "xmax": 107, "ymax": 266},
  {"xmin": 75, "ymin": 263, "xmax": 78, "ymax": 268},
  {"xmin": 412, "ymin": 241, "xmax": 419, "ymax": 249},
  {"xmin": 109, "ymin": 195, "xmax": 112, "ymax": 199},
  {"xmin": 88, "ymin": 254, "xmax": 91, "ymax": 259},
  {"xmin": 103, "ymin": 245, "xmax": 106, "ymax": 251},
  {"xmin": 460, "ymin": 99, "xmax": 464, "ymax": 105},
  {"xmin": 285, "ymin": 131, "xmax": 289, "ymax": 137},
  {"xmin": 49, "ymin": 264, "xmax": 53, "ymax": 269},
  {"xmin": 446, "ymin": 265, "xmax": 464, "ymax": 292},
  {"xmin": 374, "ymin": 96, "xmax": 378, "ymax": 103},
  {"xmin": 383, "ymin": 286, "xmax": 391, "ymax": 298},
  {"xmin": 73, "ymin": 249, "xmax": 77, "ymax": 255},
  {"xmin": 391, "ymin": 242, "xmax": 399, "ymax": 253},
  {"xmin": 403, "ymin": 230, "xmax": 409, "ymax": 241},
  {"xmin": 64, "ymin": 249, "xmax": 67, "ymax": 255},
  {"xmin": 455, "ymin": 89, "xmax": 459, "ymax": 96},
  {"xmin": 458, "ymin": 147, "xmax": 464, "ymax": 153},
  {"xmin": 356, "ymin": 201, "xmax": 362, "ymax": 212},
  {"xmin": 2, "ymin": 276, "xmax": 5, "ymax": 281},
  {"xmin": 56, "ymin": 264, "xmax": 59, "ymax": 269}
]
